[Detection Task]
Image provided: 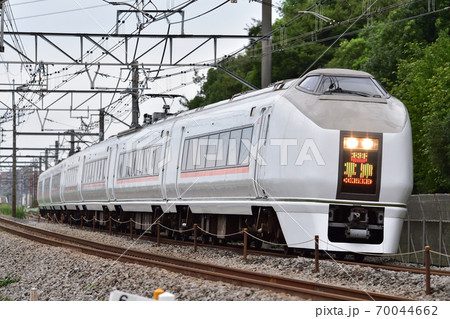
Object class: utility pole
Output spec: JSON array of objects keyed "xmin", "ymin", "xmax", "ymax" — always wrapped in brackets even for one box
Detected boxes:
[
  {"xmin": 0, "ymin": 0, "xmax": 5, "ymax": 52},
  {"xmin": 69, "ymin": 130, "xmax": 75, "ymax": 156},
  {"xmin": 261, "ymin": 0, "xmax": 272, "ymax": 88},
  {"xmin": 99, "ymin": 108, "xmax": 105, "ymax": 142},
  {"xmin": 44, "ymin": 149, "xmax": 48, "ymax": 170},
  {"xmin": 12, "ymin": 80, "xmax": 16, "ymax": 218},
  {"xmin": 131, "ymin": 60, "xmax": 140, "ymax": 128},
  {"xmin": 54, "ymin": 140, "xmax": 59, "ymax": 163}
]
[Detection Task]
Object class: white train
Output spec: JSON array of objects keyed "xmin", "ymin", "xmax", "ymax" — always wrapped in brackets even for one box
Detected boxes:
[{"xmin": 37, "ymin": 69, "xmax": 413, "ymax": 254}]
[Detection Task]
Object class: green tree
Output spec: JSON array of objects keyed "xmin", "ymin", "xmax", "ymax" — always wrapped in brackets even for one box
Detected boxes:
[
  {"xmin": 326, "ymin": 38, "xmax": 369, "ymax": 69},
  {"xmin": 392, "ymin": 32, "xmax": 450, "ymax": 192}
]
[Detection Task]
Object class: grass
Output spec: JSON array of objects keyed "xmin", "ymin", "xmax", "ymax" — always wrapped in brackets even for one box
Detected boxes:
[
  {"xmin": 0, "ymin": 276, "xmax": 20, "ymax": 288},
  {"xmin": 0, "ymin": 276, "xmax": 20, "ymax": 301},
  {"xmin": 0, "ymin": 204, "xmax": 26, "ymax": 219}
]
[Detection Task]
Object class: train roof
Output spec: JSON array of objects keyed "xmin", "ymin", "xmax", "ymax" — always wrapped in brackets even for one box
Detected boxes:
[{"xmin": 303, "ymin": 68, "xmax": 373, "ymax": 78}]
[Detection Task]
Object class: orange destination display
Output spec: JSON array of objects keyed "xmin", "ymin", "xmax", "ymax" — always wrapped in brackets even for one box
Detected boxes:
[{"xmin": 337, "ymin": 132, "xmax": 382, "ymax": 201}]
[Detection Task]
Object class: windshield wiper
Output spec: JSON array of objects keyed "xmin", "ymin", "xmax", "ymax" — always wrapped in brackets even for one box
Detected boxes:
[{"xmin": 323, "ymin": 88, "xmax": 372, "ymax": 97}]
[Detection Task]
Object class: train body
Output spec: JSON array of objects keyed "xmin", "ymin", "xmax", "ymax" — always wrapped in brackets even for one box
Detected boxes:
[{"xmin": 37, "ymin": 69, "xmax": 413, "ymax": 254}]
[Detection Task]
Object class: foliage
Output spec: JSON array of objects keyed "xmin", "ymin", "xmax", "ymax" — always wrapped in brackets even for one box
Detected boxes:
[
  {"xmin": 0, "ymin": 204, "xmax": 26, "ymax": 219},
  {"xmin": 0, "ymin": 276, "xmax": 20, "ymax": 288},
  {"xmin": 326, "ymin": 38, "xmax": 369, "ymax": 70},
  {"xmin": 392, "ymin": 32, "xmax": 450, "ymax": 192},
  {"xmin": 185, "ymin": 0, "xmax": 450, "ymax": 192}
]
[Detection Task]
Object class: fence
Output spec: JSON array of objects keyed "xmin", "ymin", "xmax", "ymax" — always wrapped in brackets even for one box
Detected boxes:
[{"xmin": 398, "ymin": 194, "xmax": 450, "ymax": 266}]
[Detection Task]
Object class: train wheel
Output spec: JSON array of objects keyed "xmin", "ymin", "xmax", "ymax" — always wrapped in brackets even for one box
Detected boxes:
[
  {"xmin": 353, "ymin": 254, "xmax": 365, "ymax": 262},
  {"xmin": 334, "ymin": 252, "xmax": 346, "ymax": 260}
]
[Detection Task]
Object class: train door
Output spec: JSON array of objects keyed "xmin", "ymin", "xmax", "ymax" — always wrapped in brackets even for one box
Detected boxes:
[
  {"xmin": 254, "ymin": 106, "xmax": 272, "ymax": 198},
  {"xmin": 80, "ymin": 155, "xmax": 86, "ymax": 202},
  {"xmin": 160, "ymin": 129, "xmax": 171, "ymax": 200},
  {"xmin": 174, "ymin": 126, "xmax": 186, "ymax": 199},
  {"xmin": 106, "ymin": 145, "xmax": 117, "ymax": 201},
  {"xmin": 60, "ymin": 163, "xmax": 66, "ymax": 203},
  {"xmin": 162, "ymin": 119, "xmax": 186, "ymax": 200}
]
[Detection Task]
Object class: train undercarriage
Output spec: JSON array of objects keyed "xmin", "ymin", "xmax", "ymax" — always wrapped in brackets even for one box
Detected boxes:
[{"xmin": 39, "ymin": 205, "xmax": 287, "ymax": 248}]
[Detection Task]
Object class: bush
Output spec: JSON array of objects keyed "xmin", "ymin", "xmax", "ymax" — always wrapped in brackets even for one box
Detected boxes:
[{"xmin": 0, "ymin": 204, "xmax": 26, "ymax": 219}]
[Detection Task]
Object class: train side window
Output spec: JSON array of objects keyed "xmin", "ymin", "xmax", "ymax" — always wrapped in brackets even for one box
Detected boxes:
[
  {"xmin": 153, "ymin": 146, "xmax": 162, "ymax": 175},
  {"xmin": 95, "ymin": 161, "xmax": 100, "ymax": 181},
  {"xmin": 205, "ymin": 134, "xmax": 219, "ymax": 168},
  {"xmin": 97, "ymin": 161, "xmax": 100, "ymax": 181},
  {"xmin": 185, "ymin": 138, "xmax": 197, "ymax": 171},
  {"xmin": 239, "ymin": 127, "xmax": 253, "ymax": 165},
  {"xmin": 227, "ymin": 129, "xmax": 242, "ymax": 166},
  {"xmin": 101, "ymin": 159, "xmax": 105, "ymax": 180},
  {"xmin": 137, "ymin": 151, "xmax": 143, "ymax": 176},
  {"xmin": 132, "ymin": 151, "xmax": 138, "ymax": 177},
  {"xmin": 146, "ymin": 147, "xmax": 155, "ymax": 175},
  {"xmin": 195, "ymin": 136, "xmax": 209, "ymax": 169},
  {"xmin": 103, "ymin": 159, "xmax": 107, "ymax": 180},
  {"xmin": 84, "ymin": 163, "xmax": 88, "ymax": 183},
  {"xmin": 141, "ymin": 149, "xmax": 147, "ymax": 175},
  {"xmin": 136, "ymin": 151, "xmax": 142, "ymax": 176},
  {"xmin": 181, "ymin": 140, "xmax": 189, "ymax": 171},
  {"xmin": 52, "ymin": 173, "xmax": 61, "ymax": 193},
  {"xmin": 82, "ymin": 164, "xmax": 86, "ymax": 183},
  {"xmin": 126, "ymin": 152, "xmax": 133, "ymax": 177},
  {"xmin": 216, "ymin": 131, "xmax": 230, "ymax": 168},
  {"xmin": 38, "ymin": 181, "xmax": 43, "ymax": 199},
  {"xmin": 118, "ymin": 154, "xmax": 124, "ymax": 179},
  {"xmin": 44, "ymin": 178, "xmax": 50, "ymax": 196}
]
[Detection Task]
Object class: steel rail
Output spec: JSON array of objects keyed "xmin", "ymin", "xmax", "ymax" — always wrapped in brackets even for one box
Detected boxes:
[
  {"xmin": 70, "ymin": 220, "xmax": 450, "ymax": 277},
  {"xmin": 22, "ymin": 214, "xmax": 450, "ymax": 277},
  {"xmin": 0, "ymin": 217, "xmax": 410, "ymax": 301}
]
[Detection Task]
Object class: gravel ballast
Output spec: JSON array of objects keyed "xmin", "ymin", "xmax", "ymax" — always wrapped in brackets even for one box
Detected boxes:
[{"xmin": 0, "ymin": 217, "xmax": 449, "ymax": 301}]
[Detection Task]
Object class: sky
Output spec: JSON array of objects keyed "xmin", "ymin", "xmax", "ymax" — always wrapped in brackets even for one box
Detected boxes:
[{"xmin": 0, "ymin": 0, "xmax": 281, "ymax": 168}]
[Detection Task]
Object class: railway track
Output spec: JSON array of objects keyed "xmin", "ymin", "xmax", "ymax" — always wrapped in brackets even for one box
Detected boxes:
[
  {"xmin": 54, "ymin": 215, "xmax": 448, "ymax": 277},
  {"xmin": 0, "ymin": 216, "xmax": 410, "ymax": 301},
  {"xmin": 155, "ymin": 235, "xmax": 450, "ymax": 277}
]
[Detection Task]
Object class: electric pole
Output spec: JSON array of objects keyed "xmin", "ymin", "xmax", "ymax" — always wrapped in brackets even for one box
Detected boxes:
[
  {"xmin": 0, "ymin": 0, "xmax": 5, "ymax": 52},
  {"xmin": 12, "ymin": 81, "xmax": 16, "ymax": 218},
  {"xmin": 99, "ymin": 108, "xmax": 105, "ymax": 142},
  {"xmin": 261, "ymin": 0, "xmax": 272, "ymax": 88},
  {"xmin": 131, "ymin": 60, "xmax": 140, "ymax": 128}
]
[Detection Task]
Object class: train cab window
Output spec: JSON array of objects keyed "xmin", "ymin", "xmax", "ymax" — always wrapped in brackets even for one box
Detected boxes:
[
  {"xmin": 298, "ymin": 75, "xmax": 319, "ymax": 92},
  {"xmin": 317, "ymin": 76, "xmax": 387, "ymax": 97}
]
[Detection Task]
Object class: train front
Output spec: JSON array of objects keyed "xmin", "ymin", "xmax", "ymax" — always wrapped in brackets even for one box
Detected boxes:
[{"xmin": 272, "ymin": 69, "xmax": 413, "ymax": 254}]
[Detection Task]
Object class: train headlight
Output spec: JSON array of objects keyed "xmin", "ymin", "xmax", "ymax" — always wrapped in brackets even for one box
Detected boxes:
[
  {"xmin": 343, "ymin": 137, "xmax": 378, "ymax": 150},
  {"xmin": 362, "ymin": 138, "xmax": 374, "ymax": 150},
  {"xmin": 344, "ymin": 137, "xmax": 359, "ymax": 149}
]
